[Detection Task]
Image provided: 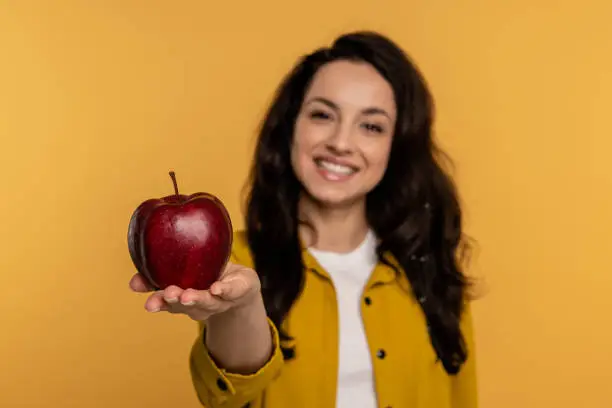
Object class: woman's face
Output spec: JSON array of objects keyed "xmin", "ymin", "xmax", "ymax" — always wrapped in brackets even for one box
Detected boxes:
[{"xmin": 291, "ymin": 60, "xmax": 397, "ymax": 208}]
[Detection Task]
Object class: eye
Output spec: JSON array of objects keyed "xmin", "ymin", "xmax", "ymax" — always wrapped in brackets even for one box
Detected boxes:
[
  {"xmin": 362, "ymin": 122, "xmax": 385, "ymax": 134},
  {"xmin": 309, "ymin": 110, "xmax": 332, "ymax": 121}
]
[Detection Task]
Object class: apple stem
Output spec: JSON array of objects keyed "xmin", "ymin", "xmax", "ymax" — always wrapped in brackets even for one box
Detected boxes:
[{"xmin": 169, "ymin": 171, "xmax": 180, "ymax": 198}]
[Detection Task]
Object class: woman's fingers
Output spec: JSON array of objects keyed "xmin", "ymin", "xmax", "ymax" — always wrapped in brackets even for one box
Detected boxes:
[
  {"xmin": 179, "ymin": 288, "xmax": 207, "ymax": 306},
  {"xmin": 162, "ymin": 285, "xmax": 184, "ymax": 304},
  {"xmin": 155, "ymin": 289, "xmax": 225, "ymax": 320},
  {"xmin": 144, "ymin": 291, "xmax": 166, "ymax": 312},
  {"xmin": 129, "ymin": 273, "xmax": 154, "ymax": 293},
  {"xmin": 210, "ymin": 277, "xmax": 247, "ymax": 301},
  {"xmin": 209, "ymin": 281, "xmax": 230, "ymax": 298},
  {"xmin": 136, "ymin": 265, "xmax": 261, "ymax": 321},
  {"xmin": 181, "ymin": 288, "xmax": 224, "ymax": 311}
]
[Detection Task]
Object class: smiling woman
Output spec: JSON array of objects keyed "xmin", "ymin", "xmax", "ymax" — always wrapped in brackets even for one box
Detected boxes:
[
  {"xmin": 292, "ymin": 60, "xmax": 396, "ymax": 206},
  {"xmin": 130, "ymin": 30, "xmax": 477, "ymax": 408}
]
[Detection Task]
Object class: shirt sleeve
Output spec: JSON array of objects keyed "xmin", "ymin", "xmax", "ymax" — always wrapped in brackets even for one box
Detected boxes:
[
  {"xmin": 451, "ymin": 302, "xmax": 479, "ymax": 408},
  {"xmin": 189, "ymin": 317, "xmax": 284, "ymax": 408}
]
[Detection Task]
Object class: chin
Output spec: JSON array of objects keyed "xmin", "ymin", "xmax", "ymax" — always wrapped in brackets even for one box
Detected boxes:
[{"xmin": 305, "ymin": 186, "xmax": 363, "ymax": 209}]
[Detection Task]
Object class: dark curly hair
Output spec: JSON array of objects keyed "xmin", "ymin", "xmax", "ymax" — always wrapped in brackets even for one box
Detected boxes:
[{"xmin": 244, "ymin": 30, "xmax": 474, "ymax": 375}]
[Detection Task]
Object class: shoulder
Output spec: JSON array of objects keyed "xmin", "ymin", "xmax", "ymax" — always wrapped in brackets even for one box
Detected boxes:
[{"xmin": 229, "ymin": 229, "xmax": 254, "ymax": 268}]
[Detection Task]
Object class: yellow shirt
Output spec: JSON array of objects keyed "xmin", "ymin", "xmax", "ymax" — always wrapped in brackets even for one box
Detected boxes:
[{"xmin": 189, "ymin": 231, "xmax": 478, "ymax": 408}]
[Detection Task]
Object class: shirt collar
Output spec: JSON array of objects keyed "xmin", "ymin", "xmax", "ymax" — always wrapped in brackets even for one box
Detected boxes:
[{"xmin": 301, "ymin": 243, "xmax": 403, "ymax": 289}]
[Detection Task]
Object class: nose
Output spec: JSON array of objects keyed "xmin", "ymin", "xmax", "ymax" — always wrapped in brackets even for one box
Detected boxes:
[{"xmin": 326, "ymin": 124, "xmax": 354, "ymax": 155}]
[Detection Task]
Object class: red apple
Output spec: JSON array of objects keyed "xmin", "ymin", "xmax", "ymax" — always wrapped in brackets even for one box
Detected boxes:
[{"xmin": 127, "ymin": 171, "xmax": 233, "ymax": 290}]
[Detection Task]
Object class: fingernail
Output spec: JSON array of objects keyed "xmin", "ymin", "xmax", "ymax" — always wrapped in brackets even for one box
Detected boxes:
[
  {"xmin": 181, "ymin": 300, "xmax": 195, "ymax": 306},
  {"xmin": 149, "ymin": 307, "xmax": 161, "ymax": 313},
  {"xmin": 164, "ymin": 297, "xmax": 178, "ymax": 303}
]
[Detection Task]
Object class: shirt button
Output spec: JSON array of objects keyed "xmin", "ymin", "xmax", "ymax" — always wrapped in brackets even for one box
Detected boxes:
[
  {"xmin": 216, "ymin": 377, "xmax": 228, "ymax": 391},
  {"xmin": 364, "ymin": 296, "xmax": 372, "ymax": 306},
  {"xmin": 282, "ymin": 347, "xmax": 295, "ymax": 360},
  {"xmin": 376, "ymin": 349, "xmax": 386, "ymax": 359}
]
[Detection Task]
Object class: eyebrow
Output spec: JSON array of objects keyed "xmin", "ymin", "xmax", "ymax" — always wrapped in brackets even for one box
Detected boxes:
[{"xmin": 304, "ymin": 97, "xmax": 391, "ymax": 119}]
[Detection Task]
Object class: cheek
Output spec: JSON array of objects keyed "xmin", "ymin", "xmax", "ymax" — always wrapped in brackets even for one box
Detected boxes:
[
  {"xmin": 291, "ymin": 120, "xmax": 326, "ymax": 173},
  {"xmin": 290, "ymin": 126, "xmax": 315, "ymax": 177},
  {"xmin": 364, "ymin": 141, "xmax": 393, "ymax": 180}
]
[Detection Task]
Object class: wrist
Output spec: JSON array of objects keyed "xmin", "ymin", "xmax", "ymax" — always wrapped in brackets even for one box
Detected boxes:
[{"xmin": 226, "ymin": 288, "xmax": 264, "ymax": 318}]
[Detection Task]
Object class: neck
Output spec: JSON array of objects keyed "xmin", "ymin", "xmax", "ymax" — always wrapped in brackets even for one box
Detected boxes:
[{"xmin": 298, "ymin": 194, "xmax": 370, "ymax": 253}]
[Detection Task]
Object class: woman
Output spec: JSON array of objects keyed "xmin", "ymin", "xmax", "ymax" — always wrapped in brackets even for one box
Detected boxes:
[{"xmin": 130, "ymin": 30, "xmax": 478, "ymax": 408}]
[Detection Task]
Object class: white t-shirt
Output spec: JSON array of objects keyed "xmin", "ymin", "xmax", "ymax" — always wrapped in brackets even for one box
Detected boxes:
[{"xmin": 308, "ymin": 230, "xmax": 378, "ymax": 408}]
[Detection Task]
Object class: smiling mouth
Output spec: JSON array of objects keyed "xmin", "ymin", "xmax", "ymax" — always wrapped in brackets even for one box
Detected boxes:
[{"xmin": 314, "ymin": 158, "xmax": 359, "ymax": 179}]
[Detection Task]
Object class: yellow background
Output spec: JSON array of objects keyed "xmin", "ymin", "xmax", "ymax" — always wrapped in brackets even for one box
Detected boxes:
[{"xmin": 1, "ymin": 1, "xmax": 610, "ymax": 407}]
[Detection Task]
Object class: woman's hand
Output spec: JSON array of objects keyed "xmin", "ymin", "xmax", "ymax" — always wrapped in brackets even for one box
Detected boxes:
[{"xmin": 129, "ymin": 262, "xmax": 262, "ymax": 321}]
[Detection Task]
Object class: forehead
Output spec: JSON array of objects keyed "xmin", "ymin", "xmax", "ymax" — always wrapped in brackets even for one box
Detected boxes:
[{"xmin": 303, "ymin": 60, "xmax": 396, "ymax": 115}]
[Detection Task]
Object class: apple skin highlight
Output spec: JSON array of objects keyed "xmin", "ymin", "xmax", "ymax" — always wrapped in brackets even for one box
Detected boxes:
[{"xmin": 127, "ymin": 171, "xmax": 233, "ymax": 290}]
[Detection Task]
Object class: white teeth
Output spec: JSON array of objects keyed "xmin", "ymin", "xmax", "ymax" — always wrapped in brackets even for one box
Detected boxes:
[{"xmin": 318, "ymin": 160, "xmax": 355, "ymax": 175}]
